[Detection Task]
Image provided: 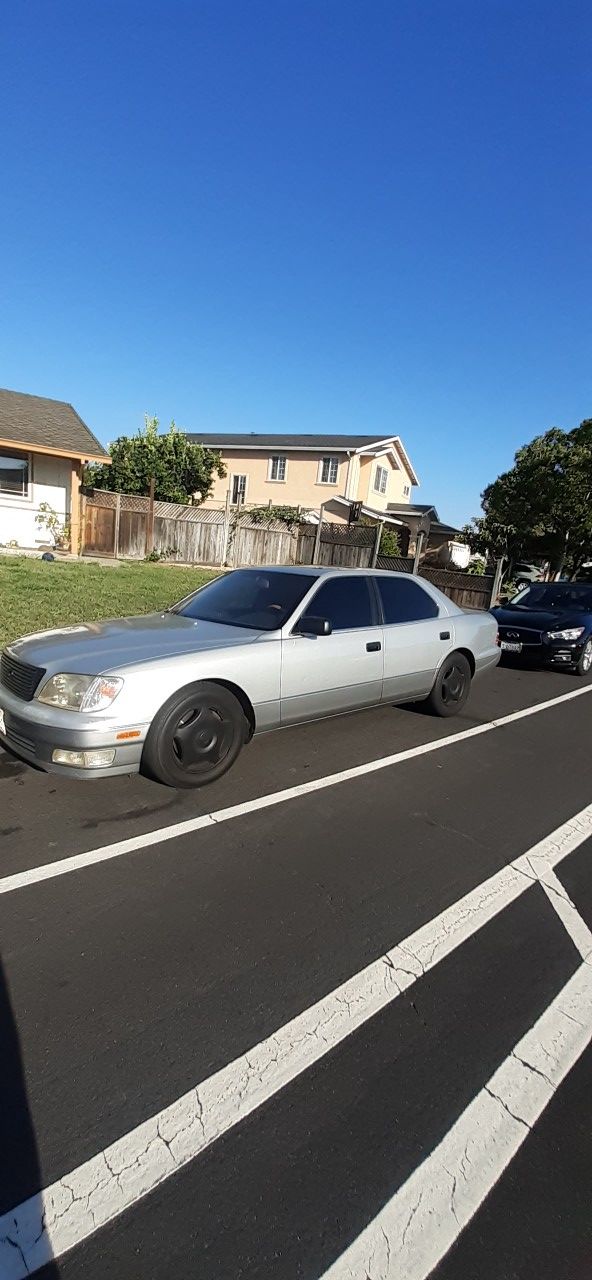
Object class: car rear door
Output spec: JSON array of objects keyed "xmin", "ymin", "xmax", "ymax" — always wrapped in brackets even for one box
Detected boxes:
[
  {"xmin": 280, "ymin": 574, "xmax": 383, "ymax": 725},
  {"xmin": 374, "ymin": 574, "xmax": 450, "ymax": 701}
]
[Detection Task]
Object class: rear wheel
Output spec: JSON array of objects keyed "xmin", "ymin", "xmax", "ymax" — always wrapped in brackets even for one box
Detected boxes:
[
  {"xmin": 142, "ymin": 682, "xmax": 247, "ymax": 788},
  {"xmin": 574, "ymin": 638, "xmax": 592, "ymax": 678},
  {"xmin": 425, "ymin": 652, "xmax": 472, "ymax": 717}
]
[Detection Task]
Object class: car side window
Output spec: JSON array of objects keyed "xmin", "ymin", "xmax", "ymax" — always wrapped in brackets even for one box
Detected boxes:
[
  {"xmin": 376, "ymin": 576, "xmax": 439, "ymax": 624},
  {"xmin": 304, "ymin": 576, "xmax": 375, "ymax": 631}
]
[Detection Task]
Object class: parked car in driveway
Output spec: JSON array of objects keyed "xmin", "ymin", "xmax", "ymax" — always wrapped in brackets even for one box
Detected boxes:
[
  {"xmin": 0, "ymin": 567, "xmax": 500, "ymax": 788},
  {"xmin": 492, "ymin": 581, "xmax": 592, "ymax": 675},
  {"xmin": 512, "ymin": 562, "xmax": 545, "ymax": 591}
]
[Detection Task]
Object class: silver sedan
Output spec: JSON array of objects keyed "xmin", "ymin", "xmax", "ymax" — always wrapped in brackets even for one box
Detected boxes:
[{"xmin": 0, "ymin": 567, "xmax": 499, "ymax": 787}]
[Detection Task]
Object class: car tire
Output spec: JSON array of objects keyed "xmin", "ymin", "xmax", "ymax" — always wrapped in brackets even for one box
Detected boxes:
[
  {"xmin": 425, "ymin": 652, "xmax": 472, "ymax": 717},
  {"xmin": 573, "ymin": 639, "xmax": 592, "ymax": 678},
  {"xmin": 141, "ymin": 682, "xmax": 247, "ymax": 788}
]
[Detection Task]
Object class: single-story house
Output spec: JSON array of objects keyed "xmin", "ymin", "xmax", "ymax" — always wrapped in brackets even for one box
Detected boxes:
[
  {"xmin": 0, "ymin": 388, "xmax": 109, "ymax": 551},
  {"xmin": 186, "ymin": 431, "xmax": 419, "ymax": 517}
]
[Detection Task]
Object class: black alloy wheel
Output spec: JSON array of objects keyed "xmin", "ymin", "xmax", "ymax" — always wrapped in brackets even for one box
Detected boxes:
[{"xmin": 142, "ymin": 682, "xmax": 247, "ymax": 788}]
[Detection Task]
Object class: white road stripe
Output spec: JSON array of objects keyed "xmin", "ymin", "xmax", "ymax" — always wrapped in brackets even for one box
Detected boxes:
[
  {"xmin": 1, "ymin": 683, "xmax": 591, "ymax": 897},
  {"xmin": 1, "ymin": 802, "xmax": 591, "ymax": 1277},
  {"xmin": 318, "ymin": 961, "xmax": 592, "ymax": 1280}
]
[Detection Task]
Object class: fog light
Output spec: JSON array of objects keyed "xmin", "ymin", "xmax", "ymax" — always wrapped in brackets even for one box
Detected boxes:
[{"xmin": 52, "ymin": 748, "xmax": 116, "ymax": 768}]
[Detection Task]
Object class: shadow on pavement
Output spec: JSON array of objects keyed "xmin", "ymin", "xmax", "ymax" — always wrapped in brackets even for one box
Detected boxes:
[{"xmin": 0, "ymin": 955, "xmax": 60, "ymax": 1277}]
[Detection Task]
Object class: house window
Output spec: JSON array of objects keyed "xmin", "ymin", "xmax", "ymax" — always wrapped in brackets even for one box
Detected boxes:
[
  {"xmin": 374, "ymin": 465, "xmax": 388, "ymax": 495},
  {"xmin": 232, "ymin": 474, "xmax": 247, "ymax": 504},
  {"xmin": 268, "ymin": 455, "xmax": 287, "ymax": 482},
  {"xmin": 319, "ymin": 456, "xmax": 339, "ymax": 485},
  {"xmin": 403, "ymin": 484, "xmax": 410, "ymax": 497},
  {"xmin": 0, "ymin": 448, "xmax": 30, "ymax": 497}
]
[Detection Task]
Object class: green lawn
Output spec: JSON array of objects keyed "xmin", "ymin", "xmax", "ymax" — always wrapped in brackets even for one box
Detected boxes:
[{"xmin": 0, "ymin": 556, "xmax": 218, "ymax": 650}]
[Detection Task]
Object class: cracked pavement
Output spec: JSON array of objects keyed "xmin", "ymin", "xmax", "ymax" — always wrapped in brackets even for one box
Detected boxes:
[{"xmin": 1, "ymin": 663, "xmax": 591, "ymax": 1279}]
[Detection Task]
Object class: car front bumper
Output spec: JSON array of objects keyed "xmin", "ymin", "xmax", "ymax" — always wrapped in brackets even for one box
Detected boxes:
[
  {"xmin": 0, "ymin": 685, "xmax": 148, "ymax": 779},
  {"xmin": 500, "ymin": 638, "xmax": 588, "ymax": 668}
]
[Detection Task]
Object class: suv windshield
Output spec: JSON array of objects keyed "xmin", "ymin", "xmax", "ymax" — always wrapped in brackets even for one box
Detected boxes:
[
  {"xmin": 510, "ymin": 583, "xmax": 592, "ymax": 611},
  {"xmin": 171, "ymin": 569, "xmax": 316, "ymax": 631}
]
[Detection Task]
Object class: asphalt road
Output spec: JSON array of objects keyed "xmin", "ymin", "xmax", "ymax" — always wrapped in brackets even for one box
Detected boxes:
[{"xmin": 1, "ymin": 660, "xmax": 591, "ymax": 1279}]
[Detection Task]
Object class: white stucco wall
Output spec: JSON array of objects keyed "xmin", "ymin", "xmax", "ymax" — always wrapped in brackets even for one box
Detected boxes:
[{"xmin": 0, "ymin": 452, "xmax": 72, "ymax": 548}]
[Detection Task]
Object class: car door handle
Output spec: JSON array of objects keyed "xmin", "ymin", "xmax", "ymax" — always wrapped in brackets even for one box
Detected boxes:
[
  {"xmin": 440, "ymin": 631, "xmax": 451, "ymax": 640},
  {"xmin": 366, "ymin": 641, "xmax": 382, "ymax": 652}
]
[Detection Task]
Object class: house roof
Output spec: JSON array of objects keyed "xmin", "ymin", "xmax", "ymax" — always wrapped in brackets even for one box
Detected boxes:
[
  {"xmin": 387, "ymin": 502, "xmax": 440, "ymax": 519},
  {"xmin": 187, "ymin": 432, "xmax": 419, "ymax": 485},
  {"xmin": 0, "ymin": 388, "xmax": 109, "ymax": 460}
]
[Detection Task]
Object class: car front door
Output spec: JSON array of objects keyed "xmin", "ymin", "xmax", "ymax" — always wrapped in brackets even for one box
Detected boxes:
[
  {"xmin": 374, "ymin": 574, "xmax": 451, "ymax": 701},
  {"xmin": 280, "ymin": 574, "xmax": 383, "ymax": 725}
]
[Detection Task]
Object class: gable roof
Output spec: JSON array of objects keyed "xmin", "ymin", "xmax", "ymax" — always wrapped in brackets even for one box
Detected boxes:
[
  {"xmin": 187, "ymin": 431, "xmax": 419, "ymax": 485},
  {"xmin": 0, "ymin": 388, "xmax": 109, "ymax": 460}
]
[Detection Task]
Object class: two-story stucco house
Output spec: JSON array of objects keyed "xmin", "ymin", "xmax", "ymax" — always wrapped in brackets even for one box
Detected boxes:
[
  {"xmin": 187, "ymin": 432, "xmax": 419, "ymax": 519},
  {"xmin": 0, "ymin": 388, "xmax": 109, "ymax": 551}
]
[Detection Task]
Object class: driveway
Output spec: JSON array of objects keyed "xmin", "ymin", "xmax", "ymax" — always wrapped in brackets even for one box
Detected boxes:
[{"xmin": 0, "ymin": 663, "xmax": 591, "ymax": 1279}]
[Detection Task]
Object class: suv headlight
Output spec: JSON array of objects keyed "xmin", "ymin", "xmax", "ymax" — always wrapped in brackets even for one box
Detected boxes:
[
  {"xmin": 546, "ymin": 627, "xmax": 586, "ymax": 641},
  {"xmin": 37, "ymin": 674, "xmax": 123, "ymax": 712}
]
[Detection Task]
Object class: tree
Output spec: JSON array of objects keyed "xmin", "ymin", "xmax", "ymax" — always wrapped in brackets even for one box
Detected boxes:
[
  {"xmin": 463, "ymin": 420, "xmax": 592, "ymax": 576},
  {"xmin": 84, "ymin": 416, "xmax": 226, "ymax": 505}
]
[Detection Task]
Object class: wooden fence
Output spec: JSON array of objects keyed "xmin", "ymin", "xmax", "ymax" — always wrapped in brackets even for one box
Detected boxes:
[
  {"xmin": 82, "ymin": 491, "xmax": 497, "ymax": 609},
  {"xmin": 377, "ymin": 556, "xmax": 496, "ymax": 610},
  {"xmin": 82, "ymin": 492, "xmax": 378, "ymax": 570}
]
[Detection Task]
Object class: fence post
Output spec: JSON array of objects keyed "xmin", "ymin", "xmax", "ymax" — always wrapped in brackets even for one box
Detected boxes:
[
  {"xmin": 145, "ymin": 477, "xmax": 155, "ymax": 557},
  {"xmin": 232, "ymin": 493, "xmax": 243, "ymax": 567},
  {"xmin": 312, "ymin": 505, "xmax": 325, "ymax": 565},
  {"xmin": 489, "ymin": 557, "xmax": 505, "ymax": 606},
  {"xmin": 370, "ymin": 520, "xmax": 382, "ymax": 568},
  {"xmin": 220, "ymin": 489, "xmax": 232, "ymax": 565},
  {"xmin": 412, "ymin": 529, "xmax": 425, "ymax": 575},
  {"xmin": 113, "ymin": 492, "xmax": 122, "ymax": 559}
]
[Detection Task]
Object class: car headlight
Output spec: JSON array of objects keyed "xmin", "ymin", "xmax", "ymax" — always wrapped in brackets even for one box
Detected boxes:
[
  {"xmin": 546, "ymin": 627, "xmax": 586, "ymax": 641},
  {"xmin": 37, "ymin": 673, "xmax": 123, "ymax": 712}
]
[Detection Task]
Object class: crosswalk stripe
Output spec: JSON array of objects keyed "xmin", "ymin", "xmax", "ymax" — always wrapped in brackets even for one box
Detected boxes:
[
  {"xmin": 1, "ymin": 801, "xmax": 590, "ymax": 1277},
  {"xmin": 318, "ymin": 964, "xmax": 592, "ymax": 1279},
  {"xmin": 1, "ymin": 683, "xmax": 591, "ymax": 897}
]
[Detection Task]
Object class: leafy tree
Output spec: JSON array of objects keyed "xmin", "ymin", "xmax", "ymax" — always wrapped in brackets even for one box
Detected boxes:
[
  {"xmin": 84, "ymin": 416, "xmax": 226, "ymax": 505},
  {"xmin": 463, "ymin": 420, "xmax": 592, "ymax": 576},
  {"xmin": 378, "ymin": 525, "xmax": 402, "ymax": 557}
]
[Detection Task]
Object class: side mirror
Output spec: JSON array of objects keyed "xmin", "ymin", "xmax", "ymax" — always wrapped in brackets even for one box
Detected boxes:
[
  {"xmin": 296, "ymin": 615, "xmax": 332, "ymax": 637},
  {"xmin": 498, "ymin": 595, "xmax": 510, "ymax": 606}
]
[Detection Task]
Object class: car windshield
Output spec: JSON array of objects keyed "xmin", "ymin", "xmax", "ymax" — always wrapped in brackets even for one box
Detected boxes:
[
  {"xmin": 171, "ymin": 569, "xmax": 316, "ymax": 631},
  {"xmin": 510, "ymin": 583, "xmax": 592, "ymax": 611}
]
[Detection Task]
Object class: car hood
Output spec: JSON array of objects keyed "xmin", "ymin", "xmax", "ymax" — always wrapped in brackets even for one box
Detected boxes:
[
  {"xmin": 492, "ymin": 606, "xmax": 591, "ymax": 632},
  {"xmin": 5, "ymin": 613, "xmax": 267, "ymax": 675}
]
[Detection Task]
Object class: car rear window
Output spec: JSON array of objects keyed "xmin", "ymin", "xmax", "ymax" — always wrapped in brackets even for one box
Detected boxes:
[{"xmin": 376, "ymin": 575, "xmax": 439, "ymax": 624}]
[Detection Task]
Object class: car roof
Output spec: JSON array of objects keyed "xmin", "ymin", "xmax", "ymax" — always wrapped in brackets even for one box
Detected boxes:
[{"xmin": 237, "ymin": 565, "xmax": 413, "ymax": 577}]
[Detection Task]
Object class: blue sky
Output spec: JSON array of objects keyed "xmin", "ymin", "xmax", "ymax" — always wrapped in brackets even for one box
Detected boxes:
[{"xmin": 1, "ymin": 0, "xmax": 589, "ymax": 525}]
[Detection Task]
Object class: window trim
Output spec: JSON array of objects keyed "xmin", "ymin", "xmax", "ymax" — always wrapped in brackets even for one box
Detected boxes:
[
  {"xmin": 374, "ymin": 464, "xmax": 388, "ymax": 495},
  {"xmin": 267, "ymin": 454, "xmax": 287, "ymax": 483},
  {"xmin": 317, "ymin": 455, "xmax": 339, "ymax": 486},
  {"xmin": 293, "ymin": 572, "xmax": 380, "ymax": 633},
  {"xmin": 231, "ymin": 472, "xmax": 248, "ymax": 504},
  {"xmin": 0, "ymin": 447, "xmax": 33, "ymax": 503}
]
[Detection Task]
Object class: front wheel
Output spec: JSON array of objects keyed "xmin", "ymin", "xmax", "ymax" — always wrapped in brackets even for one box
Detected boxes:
[
  {"xmin": 142, "ymin": 682, "xmax": 247, "ymax": 788},
  {"xmin": 573, "ymin": 638, "xmax": 592, "ymax": 678},
  {"xmin": 424, "ymin": 652, "xmax": 472, "ymax": 717}
]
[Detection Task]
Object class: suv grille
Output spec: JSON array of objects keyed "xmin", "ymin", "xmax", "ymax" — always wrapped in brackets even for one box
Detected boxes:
[{"xmin": 0, "ymin": 651, "xmax": 46, "ymax": 701}]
